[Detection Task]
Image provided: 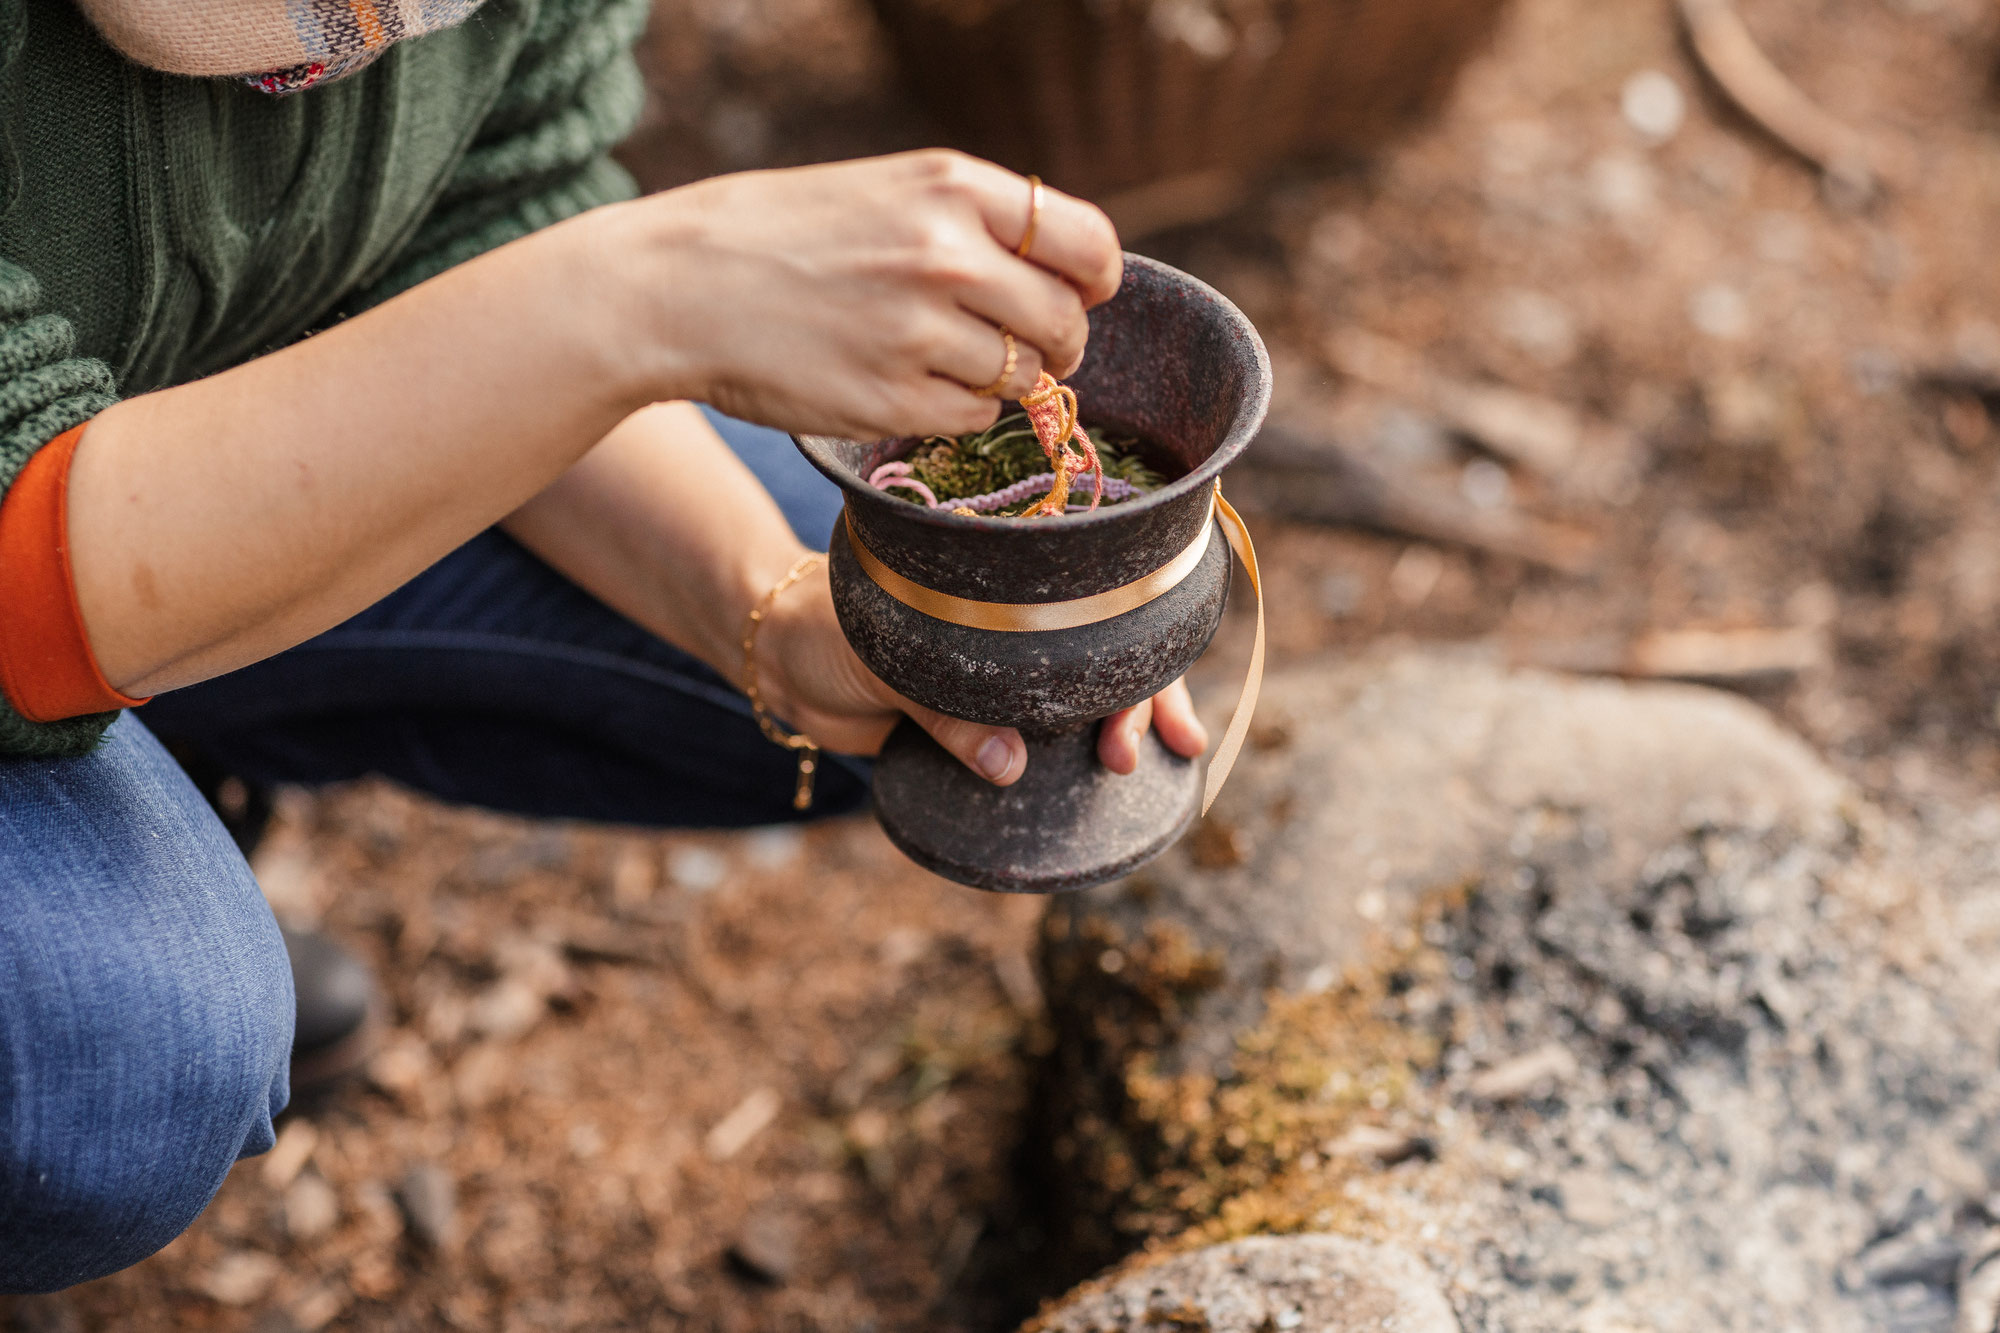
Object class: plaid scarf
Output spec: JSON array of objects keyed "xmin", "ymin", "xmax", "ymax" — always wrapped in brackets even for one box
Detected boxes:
[{"xmin": 73, "ymin": 0, "xmax": 489, "ymax": 94}]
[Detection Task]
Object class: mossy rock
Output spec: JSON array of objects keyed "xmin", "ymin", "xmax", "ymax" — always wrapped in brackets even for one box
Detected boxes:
[{"xmin": 1029, "ymin": 649, "xmax": 1854, "ymax": 1278}]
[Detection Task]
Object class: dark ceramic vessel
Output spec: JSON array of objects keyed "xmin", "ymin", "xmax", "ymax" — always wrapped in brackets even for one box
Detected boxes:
[{"xmin": 795, "ymin": 254, "xmax": 1271, "ymax": 893}]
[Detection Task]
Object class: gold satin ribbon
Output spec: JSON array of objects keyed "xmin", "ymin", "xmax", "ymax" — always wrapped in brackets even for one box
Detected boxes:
[
  {"xmin": 845, "ymin": 492, "xmax": 1216, "ymax": 633},
  {"xmin": 1202, "ymin": 492, "xmax": 1263, "ymax": 816},
  {"xmin": 847, "ymin": 486, "xmax": 1266, "ymax": 814}
]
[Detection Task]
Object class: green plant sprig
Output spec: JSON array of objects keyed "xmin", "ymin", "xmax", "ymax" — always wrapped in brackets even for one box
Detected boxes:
[{"xmin": 894, "ymin": 410, "xmax": 1165, "ymax": 514}]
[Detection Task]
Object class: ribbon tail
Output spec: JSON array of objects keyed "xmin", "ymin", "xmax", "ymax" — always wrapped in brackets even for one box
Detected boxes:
[{"xmin": 1201, "ymin": 489, "xmax": 1265, "ymax": 817}]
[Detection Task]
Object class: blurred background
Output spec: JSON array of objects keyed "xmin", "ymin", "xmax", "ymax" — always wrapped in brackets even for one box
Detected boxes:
[{"xmin": 9, "ymin": 0, "xmax": 2000, "ymax": 1327}]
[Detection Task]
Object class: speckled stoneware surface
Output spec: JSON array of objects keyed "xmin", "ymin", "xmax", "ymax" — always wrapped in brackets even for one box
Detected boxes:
[
  {"xmin": 794, "ymin": 253, "xmax": 1272, "ymax": 893},
  {"xmin": 872, "ymin": 720, "xmax": 1201, "ymax": 894}
]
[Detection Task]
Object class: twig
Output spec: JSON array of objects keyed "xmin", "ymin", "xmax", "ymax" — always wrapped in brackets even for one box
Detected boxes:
[
  {"xmin": 1232, "ymin": 423, "xmax": 1598, "ymax": 574},
  {"xmin": 1677, "ymin": 0, "xmax": 1895, "ymax": 200},
  {"xmin": 1327, "ymin": 328, "xmax": 1635, "ymax": 479},
  {"xmin": 1519, "ymin": 625, "xmax": 1829, "ymax": 685}
]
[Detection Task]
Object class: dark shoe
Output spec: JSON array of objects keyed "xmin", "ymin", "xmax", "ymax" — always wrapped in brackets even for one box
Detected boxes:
[{"xmin": 283, "ymin": 925, "xmax": 383, "ymax": 1092}]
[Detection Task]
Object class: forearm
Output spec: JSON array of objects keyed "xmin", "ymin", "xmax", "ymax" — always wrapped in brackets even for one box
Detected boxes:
[
  {"xmin": 501, "ymin": 401, "xmax": 810, "ymax": 687},
  {"xmin": 57, "ymin": 150, "xmax": 1120, "ymax": 703},
  {"xmin": 68, "ymin": 204, "xmax": 672, "ymax": 696}
]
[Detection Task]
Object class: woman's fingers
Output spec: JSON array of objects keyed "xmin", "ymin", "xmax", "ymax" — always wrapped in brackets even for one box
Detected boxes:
[
  {"xmin": 1150, "ymin": 678, "xmax": 1209, "ymax": 758},
  {"xmin": 947, "ymin": 158, "xmax": 1123, "ymax": 308},
  {"xmin": 932, "ymin": 314, "xmax": 1046, "ymax": 401},
  {"xmin": 1097, "ymin": 681, "xmax": 1207, "ymax": 773},
  {"xmin": 902, "ymin": 700, "xmax": 1027, "ymax": 786},
  {"xmin": 954, "ymin": 261, "xmax": 1091, "ymax": 380},
  {"xmin": 1097, "ymin": 697, "xmax": 1152, "ymax": 775}
]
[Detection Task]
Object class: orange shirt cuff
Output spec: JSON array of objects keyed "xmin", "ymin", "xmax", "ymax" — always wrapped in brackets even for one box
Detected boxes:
[{"xmin": 0, "ymin": 424, "xmax": 149, "ymax": 723}]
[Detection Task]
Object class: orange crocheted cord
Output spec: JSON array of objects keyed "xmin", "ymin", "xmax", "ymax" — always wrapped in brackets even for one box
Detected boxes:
[{"xmin": 1017, "ymin": 373, "xmax": 1103, "ymax": 518}]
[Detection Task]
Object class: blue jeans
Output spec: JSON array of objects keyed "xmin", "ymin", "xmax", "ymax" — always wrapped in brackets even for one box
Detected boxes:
[{"xmin": 0, "ymin": 412, "xmax": 854, "ymax": 1293}]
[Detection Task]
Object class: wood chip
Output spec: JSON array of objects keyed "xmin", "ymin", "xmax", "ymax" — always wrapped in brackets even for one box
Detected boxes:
[
  {"xmin": 1324, "ymin": 1124, "xmax": 1435, "ymax": 1165},
  {"xmin": 1469, "ymin": 1044, "xmax": 1578, "ymax": 1102},
  {"xmin": 992, "ymin": 951, "xmax": 1044, "ymax": 1017},
  {"xmin": 1326, "ymin": 328, "xmax": 1589, "ymax": 477},
  {"xmin": 705, "ymin": 1087, "xmax": 782, "ymax": 1161},
  {"xmin": 1232, "ymin": 424, "xmax": 1598, "ymax": 574},
  {"xmin": 1098, "ymin": 167, "xmax": 1248, "ymax": 239},
  {"xmin": 1625, "ymin": 625, "xmax": 1828, "ymax": 682},
  {"xmin": 260, "ymin": 1118, "xmax": 318, "ymax": 1190}
]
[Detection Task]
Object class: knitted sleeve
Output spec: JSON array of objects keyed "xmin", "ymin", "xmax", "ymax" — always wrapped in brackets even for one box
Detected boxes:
[
  {"xmin": 345, "ymin": 0, "xmax": 651, "ymax": 313},
  {"xmin": 0, "ymin": 260, "xmax": 123, "ymax": 758}
]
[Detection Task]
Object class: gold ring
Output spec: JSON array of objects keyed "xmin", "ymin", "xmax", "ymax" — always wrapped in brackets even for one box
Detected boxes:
[
  {"xmin": 972, "ymin": 326, "xmax": 1017, "ymax": 397},
  {"xmin": 1015, "ymin": 175, "xmax": 1044, "ymax": 259}
]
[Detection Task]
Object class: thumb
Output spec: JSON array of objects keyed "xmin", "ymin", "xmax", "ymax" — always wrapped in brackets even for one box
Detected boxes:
[{"xmin": 901, "ymin": 702, "xmax": 1026, "ymax": 786}]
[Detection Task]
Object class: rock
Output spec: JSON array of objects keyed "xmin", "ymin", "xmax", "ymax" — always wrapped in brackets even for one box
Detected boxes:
[
  {"xmin": 725, "ymin": 1204, "xmax": 803, "ymax": 1286},
  {"xmin": 196, "ymin": 1251, "xmax": 281, "ymax": 1306},
  {"xmin": 1956, "ymin": 1230, "xmax": 2000, "ymax": 1333},
  {"xmin": 396, "ymin": 1162, "xmax": 460, "ymax": 1252},
  {"xmin": 1620, "ymin": 69, "xmax": 1686, "ymax": 143},
  {"xmin": 1045, "ymin": 650, "xmax": 1850, "ymax": 1079},
  {"xmin": 1032, "ymin": 649, "xmax": 1864, "ymax": 1291},
  {"xmin": 284, "ymin": 1171, "xmax": 341, "ymax": 1242},
  {"xmin": 1026, "ymin": 1235, "xmax": 1461, "ymax": 1333},
  {"xmin": 666, "ymin": 844, "xmax": 730, "ymax": 893}
]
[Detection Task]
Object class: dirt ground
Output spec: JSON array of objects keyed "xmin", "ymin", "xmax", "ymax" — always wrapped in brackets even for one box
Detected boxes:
[{"xmin": 10, "ymin": 0, "xmax": 2000, "ymax": 1327}]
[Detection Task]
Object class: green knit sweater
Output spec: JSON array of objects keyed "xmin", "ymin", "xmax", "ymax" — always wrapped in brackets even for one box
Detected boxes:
[{"xmin": 0, "ymin": 0, "xmax": 647, "ymax": 758}]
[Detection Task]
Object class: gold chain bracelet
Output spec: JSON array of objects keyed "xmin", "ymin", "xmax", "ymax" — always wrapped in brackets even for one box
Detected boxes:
[{"xmin": 742, "ymin": 552, "xmax": 826, "ymax": 811}]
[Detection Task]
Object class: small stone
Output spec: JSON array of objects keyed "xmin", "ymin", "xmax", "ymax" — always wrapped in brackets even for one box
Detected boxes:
[
  {"xmin": 288, "ymin": 1286, "xmax": 351, "ymax": 1333},
  {"xmin": 667, "ymin": 845, "xmax": 730, "ymax": 893},
  {"xmin": 1317, "ymin": 572, "xmax": 1363, "ymax": 619},
  {"xmin": 396, "ymin": 1161, "xmax": 460, "ymax": 1251},
  {"xmin": 1460, "ymin": 458, "xmax": 1512, "ymax": 510},
  {"xmin": 741, "ymin": 825, "xmax": 805, "ymax": 871},
  {"xmin": 1491, "ymin": 288, "xmax": 1579, "ymax": 366},
  {"xmin": 452, "ymin": 1041, "xmax": 512, "ymax": 1109},
  {"xmin": 607, "ymin": 843, "xmax": 657, "ymax": 912},
  {"xmin": 1688, "ymin": 283, "xmax": 1751, "ymax": 340},
  {"xmin": 197, "ymin": 1250, "xmax": 281, "ymax": 1306},
  {"xmin": 1389, "ymin": 546, "xmax": 1445, "ymax": 607},
  {"xmin": 1557, "ymin": 1171, "xmax": 1624, "ymax": 1229},
  {"xmin": 878, "ymin": 927, "xmax": 929, "ymax": 970},
  {"xmin": 725, "ymin": 1205, "xmax": 803, "ymax": 1286},
  {"xmin": 466, "ymin": 976, "xmax": 545, "ymax": 1041},
  {"xmin": 1621, "ymin": 69, "xmax": 1687, "ymax": 143},
  {"xmin": 1589, "ymin": 152, "xmax": 1658, "ymax": 221},
  {"xmin": 284, "ymin": 1171, "xmax": 341, "ymax": 1242},
  {"xmin": 1956, "ymin": 1229, "xmax": 2000, "ymax": 1333},
  {"xmin": 1851, "ymin": 1230, "xmax": 1962, "ymax": 1290},
  {"xmin": 366, "ymin": 1034, "xmax": 437, "ymax": 1096}
]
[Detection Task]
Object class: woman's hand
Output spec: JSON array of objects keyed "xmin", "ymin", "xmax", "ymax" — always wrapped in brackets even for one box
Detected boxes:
[
  {"xmin": 754, "ymin": 563, "xmax": 1208, "ymax": 784},
  {"xmin": 612, "ymin": 150, "xmax": 1123, "ymax": 443}
]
